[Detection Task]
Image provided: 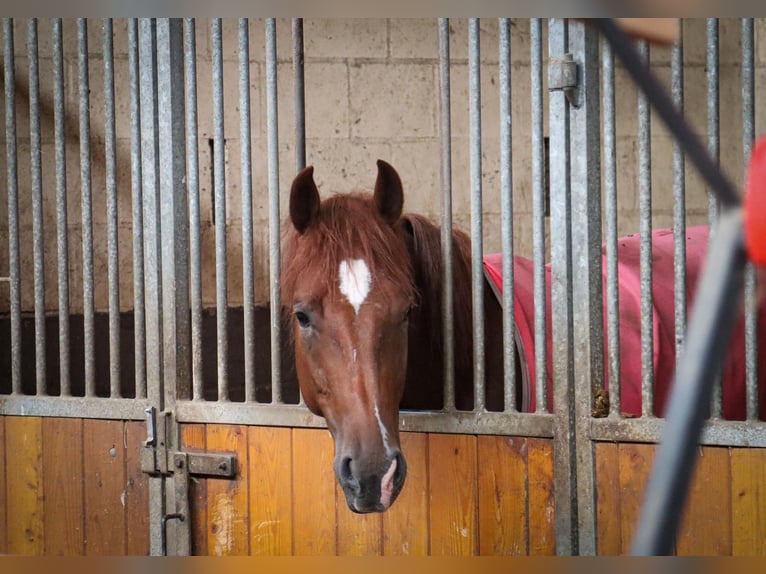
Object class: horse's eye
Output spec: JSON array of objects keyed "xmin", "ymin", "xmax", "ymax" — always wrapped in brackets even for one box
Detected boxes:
[{"xmin": 295, "ymin": 310, "xmax": 311, "ymax": 328}]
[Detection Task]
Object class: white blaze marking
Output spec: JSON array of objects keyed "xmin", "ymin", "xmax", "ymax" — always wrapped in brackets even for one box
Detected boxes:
[
  {"xmin": 339, "ymin": 258, "xmax": 371, "ymax": 315},
  {"xmin": 374, "ymin": 403, "xmax": 392, "ymax": 454}
]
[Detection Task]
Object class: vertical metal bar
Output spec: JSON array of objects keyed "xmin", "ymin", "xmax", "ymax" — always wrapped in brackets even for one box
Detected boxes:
[
  {"xmin": 293, "ymin": 18, "xmax": 306, "ymax": 173},
  {"xmin": 184, "ymin": 19, "xmax": 203, "ymax": 401},
  {"xmin": 637, "ymin": 40, "xmax": 654, "ymax": 417},
  {"xmin": 468, "ymin": 18, "xmax": 485, "ymax": 412},
  {"xmin": 139, "ymin": 18, "xmax": 166, "ymax": 556},
  {"xmin": 498, "ymin": 18, "xmax": 516, "ymax": 413},
  {"xmin": 672, "ymin": 23, "xmax": 687, "ymax": 372},
  {"xmin": 706, "ymin": 18, "xmax": 720, "ymax": 235},
  {"xmin": 568, "ymin": 21, "xmax": 602, "ymax": 556},
  {"xmin": 741, "ymin": 17, "xmax": 758, "ymax": 421},
  {"xmin": 129, "ymin": 18, "xmax": 147, "ymax": 400},
  {"xmin": 156, "ymin": 20, "xmax": 189, "ymax": 553},
  {"xmin": 240, "ymin": 18, "xmax": 256, "ymax": 403},
  {"xmin": 28, "ymin": 18, "xmax": 47, "ymax": 396},
  {"xmin": 293, "ymin": 17, "xmax": 306, "ymax": 406},
  {"xmin": 157, "ymin": 18, "xmax": 190, "ymax": 411},
  {"xmin": 531, "ymin": 18, "xmax": 548, "ymax": 414},
  {"xmin": 707, "ymin": 18, "xmax": 723, "ymax": 419},
  {"xmin": 78, "ymin": 18, "xmax": 95, "ymax": 398},
  {"xmin": 211, "ymin": 18, "xmax": 229, "ymax": 401},
  {"xmin": 104, "ymin": 18, "xmax": 121, "ymax": 398},
  {"xmin": 548, "ymin": 18, "xmax": 577, "ymax": 555},
  {"xmin": 4, "ymin": 19, "xmax": 21, "ymax": 395},
  {"xmin": 266, "ymin": 18, "xmax": 282, "ymax": 404},
  {"xmin": 53, "ymin": 18, "xmax": 71, "ymax": 397},
  {"xmin": 603, "ymin": 37, "xmax": 621, "ymax": 417},
  {"xmin": 438, "ymin": 18, "xmax": 455, "ymax": 412}
]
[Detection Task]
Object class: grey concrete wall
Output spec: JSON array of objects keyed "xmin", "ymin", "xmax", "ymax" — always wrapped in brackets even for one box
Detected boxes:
[{"xmin": 0, "ymin": 18, "xmax": 763, "ymax": 314}]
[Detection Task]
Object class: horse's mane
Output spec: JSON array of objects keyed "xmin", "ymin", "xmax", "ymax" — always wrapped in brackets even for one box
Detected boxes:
[
  {"xmin": 398, "ymin": 213, "xmax": 474, "ymax": 409},
  {"xmin": 281, "ymin": 193, "xmax": 415, "ymax": 307}
]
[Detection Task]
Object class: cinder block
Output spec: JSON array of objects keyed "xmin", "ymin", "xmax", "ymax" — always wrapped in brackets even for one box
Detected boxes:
[
  {"xmin": 304, "ymin": 19, "xmax": 388, "ymax": 60},
  {"xmin": 304, "ymin": 138, "xmax": 393, "ymax": 196},
  {"xmin": 389, "ymin": 19, "xmax": 438, "ymax": 60},
  {"xmin": 349, "ymin": 62, "xmax": 436, "ymax": 139}
]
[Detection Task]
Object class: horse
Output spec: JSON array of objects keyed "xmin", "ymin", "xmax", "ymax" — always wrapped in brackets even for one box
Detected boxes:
[{"xmin": 281, "ymin": 160, "xmax": 510, "ymax": 513}]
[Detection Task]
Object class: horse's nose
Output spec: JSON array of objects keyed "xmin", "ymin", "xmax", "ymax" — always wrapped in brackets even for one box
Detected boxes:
[{"xmin": 336, "ymin": 451, "xmax": 407, "ymax": 513}]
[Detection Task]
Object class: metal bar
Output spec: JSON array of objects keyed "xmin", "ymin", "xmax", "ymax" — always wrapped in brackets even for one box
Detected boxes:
[
  {"xmin": 568, "ymin": 21, "xmax": 602, "ymax": 556},
  {"xmin": 437, "ymin": 18, "xmax": 455, "ymax": 413},
  {"xmin": 53, "ymin": 18, "xmax": 71, "ymax": 397},
  {"xmin": 602, "ymin": 37, "xmax": 621, "ymax": 418},
  {"xmin": 707, "ymin": 18, "xmax": 723, "ymax": 419},
  {"xmin": 468, "ymin": 18, "xmax": 485, "ymax": 412},
  {"xmin": 632, "ymin": 209, "xmax": 746, "ymax": 555},
  {"xmin": 175, "ymin": 401, "xmax": 556, "ymax": 438},
  {"xmin": 0, "ymin": 396, "xmax": 153, "ymax": 420},
  {"xmin": 157, "ymin": 18, "xmax": 190, "ymax": 411},
  {"xmin": 184, "ymin": 18, "xmax": 203, "ymax": 401},
  {"xmin": 591, "ymin": 416, "xmax": 766, "ymax": 448},
  {"xmin": 531, "ymin": 17, "xmax": 548, "ymax": 415},
  {"xmin": 637, "ymin": 40, "xmax": 654, "ymax": 418},
  {"xmin": 706, "ymin": 18, "xmax": 720, "ymax": 234},
  {"xmin": 266, "ymin": 18, "xmax": 282, "ymax": 404},
  {"xmin": 139, "ymin": 18, "xmax": 166, "ymax": 557},
  {"xmin": 211, "ymin": 18, "xmax": 229, "ymax": 401},
  {"xmin": 28, "ymin": 18, "xmax": 47, "ymax": 396},
  {"xmin": 4, "ymin": 19, "xmax": 21, "ymax": 395},
  {"xmin": 498, "ymin": 18, "xmax": 516, "ymax": 413},
  {"xmin": 593, "ymin": 19, "xmax": 740, "ymax": 210},
  {"xmin": 78, "ymin": 18, "xmax": 95, "ymax": 398},
  {"xmin": 129, "ymin": 18, "xmax": 147, "ymax": 400},
  {"xmin": 293, "ymin": 18, "xmax": 306, "ymax": 172},
  {"xmin": 548, "ymin": 18, "xmax": 577, "ymax": 556},
  {"xmin": 239, "ymin": 18, "xmax": 256, "ymax": 403},
  {"xmin": 741, "ymin": 18, "xmax": 758, "ymax": 422},
  {"xmin": 672, "ymin": 23, "xmax": 687, "ymax": 372},
  {"xmin": 293, "ymin": 17, "xmax": 305, "ymax": 406},
  {"xmin": 104, "ymin": 18, "xmax": 121, "ymax": 398}
]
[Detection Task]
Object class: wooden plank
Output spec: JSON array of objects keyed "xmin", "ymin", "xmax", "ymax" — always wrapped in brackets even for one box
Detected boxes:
[
  {"xmin": 206, "ymin": 424, "xmax": 249, "ymax": 556},
  {"xmin": 731, "ymin": 447, "xmax": 766, "ymax": 556},
  {"xmin": 477, "ymin": 436, "xmax": 528, "ymax": 555},
  {"xmin": 428, "ymin": 433, "xmax": 477, "ymax": 556},
  {"xmin": 383, "ymin": 432, "xmax": 429, "ymax": 556},
  {"xmin": 83, "ymin": 419, "xmax": 127, "ymax": 555},
  {"xmin": 42, "ymin": 418, "xmax": 84, "ymax": 555},
  {"xmin": 677, "ymin": 446, "xmax": 732, "ymax": 555},
  {"xmin": 594, "ymin": 442, "xmax": 622, "ymax": 555},
  {"xmin": 527, "ymin": 438, "xmax": 555, "ymax": 555},
  {"xmin": 5, "ymin": 416, "xmax": 44, "ymax": 555},
  {"xmin": 124, "ymin": 421, "xmax": 149, "ymax": 556},
  {"xmin": 0, "ymin": 417, "xmax": 6, "ymax": 554},
  {"xmin": 336, "ymin": 482, "xmax": 383, "ymax": 555},
  {"xmin": 181, "ymin": 424, "xmax": 208, "ymax": 556},
  {"xmin": 248, "ymin": 426, "xmax": 293, "ymax": 555},
  {"xmin": 292, "ymin": 428, "xmax": 337, "ymax": 555},
  {"xmin": 618, "ymin": 443, "xmax": 656, "ymax": 554}
]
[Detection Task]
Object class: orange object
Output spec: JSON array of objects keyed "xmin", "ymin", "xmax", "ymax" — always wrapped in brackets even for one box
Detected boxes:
[{"xmin": 745, "ymin": 136, "xmax": 766, "ymax": 266}]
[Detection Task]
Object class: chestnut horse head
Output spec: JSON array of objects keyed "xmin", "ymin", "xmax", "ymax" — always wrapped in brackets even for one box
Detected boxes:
[{"xmin": 281, "ymin": 160, "xmax": 413, "ymax": 513}]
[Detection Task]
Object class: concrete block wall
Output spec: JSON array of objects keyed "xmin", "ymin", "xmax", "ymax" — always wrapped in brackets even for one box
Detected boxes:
[{"xmin": 0, "ymin": 18, "xmax": 763, "ymax": 314}]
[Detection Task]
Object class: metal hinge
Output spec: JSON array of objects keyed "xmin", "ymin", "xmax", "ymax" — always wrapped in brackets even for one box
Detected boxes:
[
  {"xmin": 141, "ymin": 407, "xmax": 237, "ymax": 555},
  {"xmin": 548, "ymin": 53, "xmax": 581, "ymax": 107}
]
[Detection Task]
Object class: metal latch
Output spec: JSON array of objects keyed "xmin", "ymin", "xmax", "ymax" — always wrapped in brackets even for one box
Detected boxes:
[
  {"xmin": 548, "ymin": 53, "xmax": 580, "ymax": 107},
  {"xmin": 141, "ymin": 407, "xmax": 237, "ymax": 555}
]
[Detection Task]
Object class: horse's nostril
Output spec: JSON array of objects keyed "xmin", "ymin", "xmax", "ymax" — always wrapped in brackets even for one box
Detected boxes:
[
  {"xmin": 393, "ymin": 451, "xmax": 406, "ymax": 484},
  {"xmin": 340, "ymin": 456, "xmax": 353, "ymax": 482}
]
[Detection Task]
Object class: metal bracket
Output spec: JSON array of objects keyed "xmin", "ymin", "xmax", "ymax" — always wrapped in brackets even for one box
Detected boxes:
[
  {"xmin": 549, "ymin": 53, "xmax": 581, "ymax": 107},
  {"xmin": 141, "ymin": 407, "xmax": 237, "ymax": 555}
]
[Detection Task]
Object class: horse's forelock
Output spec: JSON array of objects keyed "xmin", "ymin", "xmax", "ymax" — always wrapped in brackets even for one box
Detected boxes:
[{"xmin": 281, "ymin": 193, "xmax": 415, "ymax": 307}]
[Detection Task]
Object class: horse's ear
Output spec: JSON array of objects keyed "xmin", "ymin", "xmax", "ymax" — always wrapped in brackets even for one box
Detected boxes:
[
  {"xmin": 290, "ymin": 166, "xmax": 320, "ymax": 234},
  {"xmin": 374, "ymin": 159, "xmax": 404, "ymax": 225}
]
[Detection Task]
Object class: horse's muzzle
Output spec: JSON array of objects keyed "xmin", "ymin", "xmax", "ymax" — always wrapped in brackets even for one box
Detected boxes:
[{"xmin": 336, "ymin": 451, "xmax": 407, "ymax": 513}]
